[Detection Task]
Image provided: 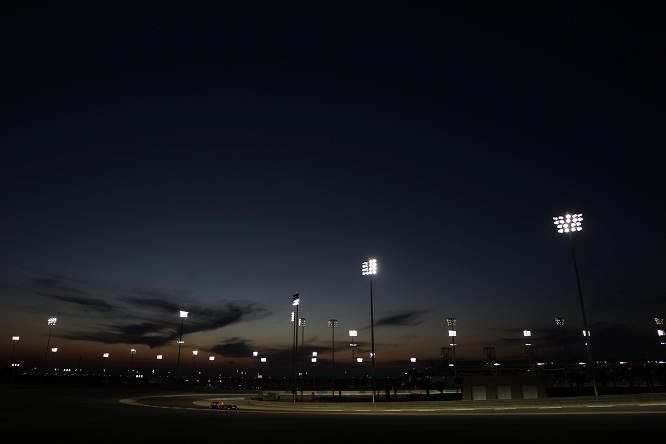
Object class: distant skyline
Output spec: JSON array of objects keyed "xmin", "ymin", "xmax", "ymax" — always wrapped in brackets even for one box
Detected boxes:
[{"xmin": 1, "ymin": 2, "xmax": 665, "ymax": 377}]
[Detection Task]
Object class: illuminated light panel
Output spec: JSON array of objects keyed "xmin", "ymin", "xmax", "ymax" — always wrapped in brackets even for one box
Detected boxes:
[
  {"xmin": 553, "ymin": 213, "xmax": 583, "ymax": 233},
  {"xmin": 362, "ymin": 259, "xmax": 377, "ymax": 275}
]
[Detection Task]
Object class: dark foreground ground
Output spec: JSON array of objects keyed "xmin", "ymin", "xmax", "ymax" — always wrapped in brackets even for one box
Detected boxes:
[{"xmin": 3, "ymin": 384, "xmax": 666, "ymax": 444}]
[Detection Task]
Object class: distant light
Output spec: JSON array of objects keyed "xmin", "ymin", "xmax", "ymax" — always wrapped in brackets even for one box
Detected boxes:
[
  {"xmin": 209, "ymin": 356, "xmax": 215, "ymax": 361},
  {"xmin": 446, "ymin": 317, "xmax": 457, "ymax": 328},
  {"xmin": 299, "ymin": 317, "xmax": 306, "ymax": 327},
  {"xmin": 656, "ymin": 317, "xmax": 664, "ymax": 326},
  {"xmin": 523, "ymin": 330, "xmax": 531, "ymax": 337},
  {"xmin": 130, "ymin": 349, "xmax": 136, "ymax": 355},
  {"xmin": 410, "ymin": 357, "xmax": 416, "ymax": 363},
  {"xmin": 493, "ymin": 363, "xmax": 501, "ymax": 366},
  {"xmin": 179, "ymin": 311, "xmax": 188, "ymax": 318},
  {"xmin": 311, "ymin": 357, "xmax": 317, "ymax": 363},
  {"xmin": 312, "ymin": 352, "xmax": 318, "ymax": 357},
  {"xmin": 448, "ymin": 330, "xmax": 457, "ymax": 337},
  {"xmin": 555, "ymin": 317, "xmax": 565, "ymax": 326},
  {"xmin": 448, "ymin": 363, "xmax": 454, "ymax": 367},
  {"xmin": 48, "ymin": 317, "xmax": 57, "ymax": 326},
  {"xmin": 192, "ymin": 350, "xmax": 198, "ymax": 356},
  {"xmin": 553, "ymin": 213, "xmax": 583, "ymax": 233},
  {"xmin": 260, "ymin": 357, "xmax": 267, "ymax": 363},
  {"xmin": 356, "ymin": 358, "xmax": 363, "ymax": 363},
  {"xmin": 156, "ymin": 354, "xmax": 163, "ymax": 360},
  {"xmin": 103, "ymin": 353, "xmax": 109, "ymax": 358},
  {"xmin": 253, "ymin": 351, "xmax": 258, "ymax": 357},
  {"xmin": 583, "ymin": 330, "xmax": 591, "ymax": 337},
  {"xmin": 12, "ymin": 336, "xmax": 19, "ymax": 341},
  {"xmin": 177, "ymin": 340, "xmax": 184, "ymax": 344},
  {"xmin": 362, "ymin": 259, "xmax": 377, "ymax": 276},
  {"xmin": 349, "ymin": 330, "xmax": 357, "ymax": 337},
  {"xmin": 328, "ymin": 318, "xmax": 338, "ymax": 328},
  {"xmin": 292, "ymin": 293, "xmax": 300, "ymax": 306},
  {"xmin": 658, "ymin": 330, "xmax": 665, "ymax": 337},
  {"xmin": 51, "ymin": 347, "xmax": 58, "ymax": 352}
]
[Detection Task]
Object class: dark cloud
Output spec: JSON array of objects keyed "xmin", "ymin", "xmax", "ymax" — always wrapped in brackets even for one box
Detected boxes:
[
  {"xmin": 33, "ymin": 275, "xmax": 90, "ymax": 295},
  {"xmin": 39, "ymin": 293, "xmax": 117, "ymax": 312},
  {"xmin": 58, "ymin": 299, "xmax": 270, "ymax": 348},
  {"xmin": 375, "ymin": 310, "xmax": 425, "ymax": 327},
  {"xmin": 208, "ymin": 338, "xmax": 254, "ymax": 358},
  {"xmin": 123, "ymin": 296, "xmax": 180, "ymax": 314}
]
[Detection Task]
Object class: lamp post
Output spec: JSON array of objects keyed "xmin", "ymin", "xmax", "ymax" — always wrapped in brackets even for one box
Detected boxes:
[
  {"xmin": 44, "ymin": 317, "xmax": 57, "ymax": 372},
  {"xmin": 51, "ymin": 347, "xmax": 58, "ymax": 371},
  {"xmin": 176, "ymin": 310, "xmax": 188, "ymax": 383},
  {"xmin": 328, "ymin": 318, "xmax": 338, "ymax": 397},
  {"xmin": 99, "ymin": 352, "xmax": 109, "ymax": 375},
  {"xmin": 555, "ymin": 317, "xmax": 568, "ymax": 380},
  {"xmin": 291, "ymin": 293, "xmax": 300, "ymax": 402},
  {"xmin": 362, "ymin": 258, "xmax": 377, "ymax": 403},
  {"xmin": 130, "ymin": 348, "xmax": 136, "ymax": 374},
  {"xmin": 523, "ymin": 330, "xmax": 535, "ymax": 370},
  {"xmin": 553, "ymin": 212, "xmax": 598, "ymax": 396},
  {"xmin": 656, "ymin": 317, "xmax": 665, "ymax": 360},
  {"xmin": 349, "ymin": 329, "xmax": 358, "ymax": 386},
  {"xmin": 446, "ymin": 317, "xmax": 457, "ymax": 378},
  {"xmin": 10, "ymin": 336, "xmax": 19, "ymax": 382},
  {"xmin": 192, "ymin": 350, "xmax": 198, "ymax": 376}
]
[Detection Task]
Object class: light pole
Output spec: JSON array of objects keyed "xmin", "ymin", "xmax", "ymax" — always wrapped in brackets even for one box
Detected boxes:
[
  {"xmin": 44, "ymin": 317, "xmax": 57, "ymax": 373},
  {"xmin": 299, "ymin": 316, "xmax": 306, "ymax": 399},
  {"xmin": 446, "ymin": 317, "xmax": 457, "ymax": 379},
  {"xmin": 555, "ymin": 317, "xmax": 568, "ymax": 380},
  {"xmin": 553, "ymin": 212, "xmax": 598, "ymax": 396},
  {"xmin": 291, "ymin": 293, "xmax": 300, "ymax": 402},
  {"xmin": 192, "ymin": 350, "xmax": 198, "ymax": 376},
  {"xmin": 51, "ymin": 347, "xmax": 58, "ymax": 371},
  {"xmin": 176, "ymin": 310, "xmax": 188, "ymax": 383},
  {"xmin": 656, "ymin": 317, "xmax": 665, "ymax": 360},
  {"xmin": 349, "ymin": 329, "xmax": 358, "ymax": 386},
  {"xmin": 11, "ymin": 336, "xmax": 19, "ymax": 382},
  {"xmin": 523, "ymin": 330, "xmax": 535, "ymax": 370},
  {"xmin": 130, "ymin": 348, "xmax": 136, "ymax": 374},
  {"xmin": 328, "ymin": 318, "xmax": 338, "ymax": 397},
  {"xmin": 362, "ymin": 258, "xmax": 377, "ymax": 403}
]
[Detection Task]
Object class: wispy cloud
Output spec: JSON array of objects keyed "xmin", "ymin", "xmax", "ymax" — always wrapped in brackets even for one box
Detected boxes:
[
  {"xmin": 40, "ymin": 294, "xmax": 118, "ymax": 312},
  {"xmin": 375, "ymin": 310, "xmax": 425, "ymax": 327}
]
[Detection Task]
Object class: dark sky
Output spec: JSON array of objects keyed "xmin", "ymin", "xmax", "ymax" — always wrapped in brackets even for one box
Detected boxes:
[{"xmin": 1, "ymin": 1, "xmax": 665, "ymax": 376}]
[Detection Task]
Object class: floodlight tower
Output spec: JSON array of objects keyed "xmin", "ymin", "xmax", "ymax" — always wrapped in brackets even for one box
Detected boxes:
[
  {"xmin": 44, "ymin": 317, "xmax": 57, "ymax": 372},
  {"xmin": 446, "ymin": 317, "xmax": 457, "ymax": 378},
  {"xmin": 553, "ymin": 212, "xmax": 597, "ymax": 396},
  {"xmin": 555, "ymin": 317, "xmax": 568, "ymax": 379},
  {"xmin": 362, "ymin": 258, "xmax": 377, "ymax": 403},
  {"xmin": 176, "ymin": 310, "xmax": 188, "ymax": 382},
  {"xmin": 291, "ymin": 293, "xmax": 300, "ymax": 402},
  {"xmin": 11, "ymin": 336, "xmax": 19, "ymax": 382},
  {"xmin": 328, "ymin": 318, "xmax": 338, "ymax": 397},
  {"xmin": 656, "ymin": 317, "xmax": 665, "ymax": 360}
]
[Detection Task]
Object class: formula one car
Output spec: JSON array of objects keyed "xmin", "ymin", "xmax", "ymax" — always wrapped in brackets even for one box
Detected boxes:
[{"xmin": 210, "ymin": 401, "xmax": 239, "ymax": 410}]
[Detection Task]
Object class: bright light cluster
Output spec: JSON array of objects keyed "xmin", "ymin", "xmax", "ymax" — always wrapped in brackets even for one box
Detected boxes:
[
  {"xmin": 362, "ymin": 258, "xmax": 377, "ymax": 275},
  {"xmin": 553, "ymin": 213, "xmax": 583, "ymax": 233}
]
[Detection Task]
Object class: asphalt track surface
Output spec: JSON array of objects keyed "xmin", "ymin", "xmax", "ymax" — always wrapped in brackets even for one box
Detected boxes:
[{"xmin": 3, "ymin": 385, "xmax": 666, "ymax": 444}]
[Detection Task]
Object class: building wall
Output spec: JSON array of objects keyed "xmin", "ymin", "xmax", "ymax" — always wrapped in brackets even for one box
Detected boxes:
[{"xmin": 462, "ymin": 374, "xmax": 547, "ymax": 400}]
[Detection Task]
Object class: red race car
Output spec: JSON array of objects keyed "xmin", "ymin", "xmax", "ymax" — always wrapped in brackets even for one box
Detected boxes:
[{"xmin": 210, "ymin": 401, "xmax": 239, "ymax": 410}]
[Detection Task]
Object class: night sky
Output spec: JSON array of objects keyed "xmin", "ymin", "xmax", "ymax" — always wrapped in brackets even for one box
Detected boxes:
[{"xmin": 2, "ymin": 1, "xmax": 665, "ymax": 377}]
